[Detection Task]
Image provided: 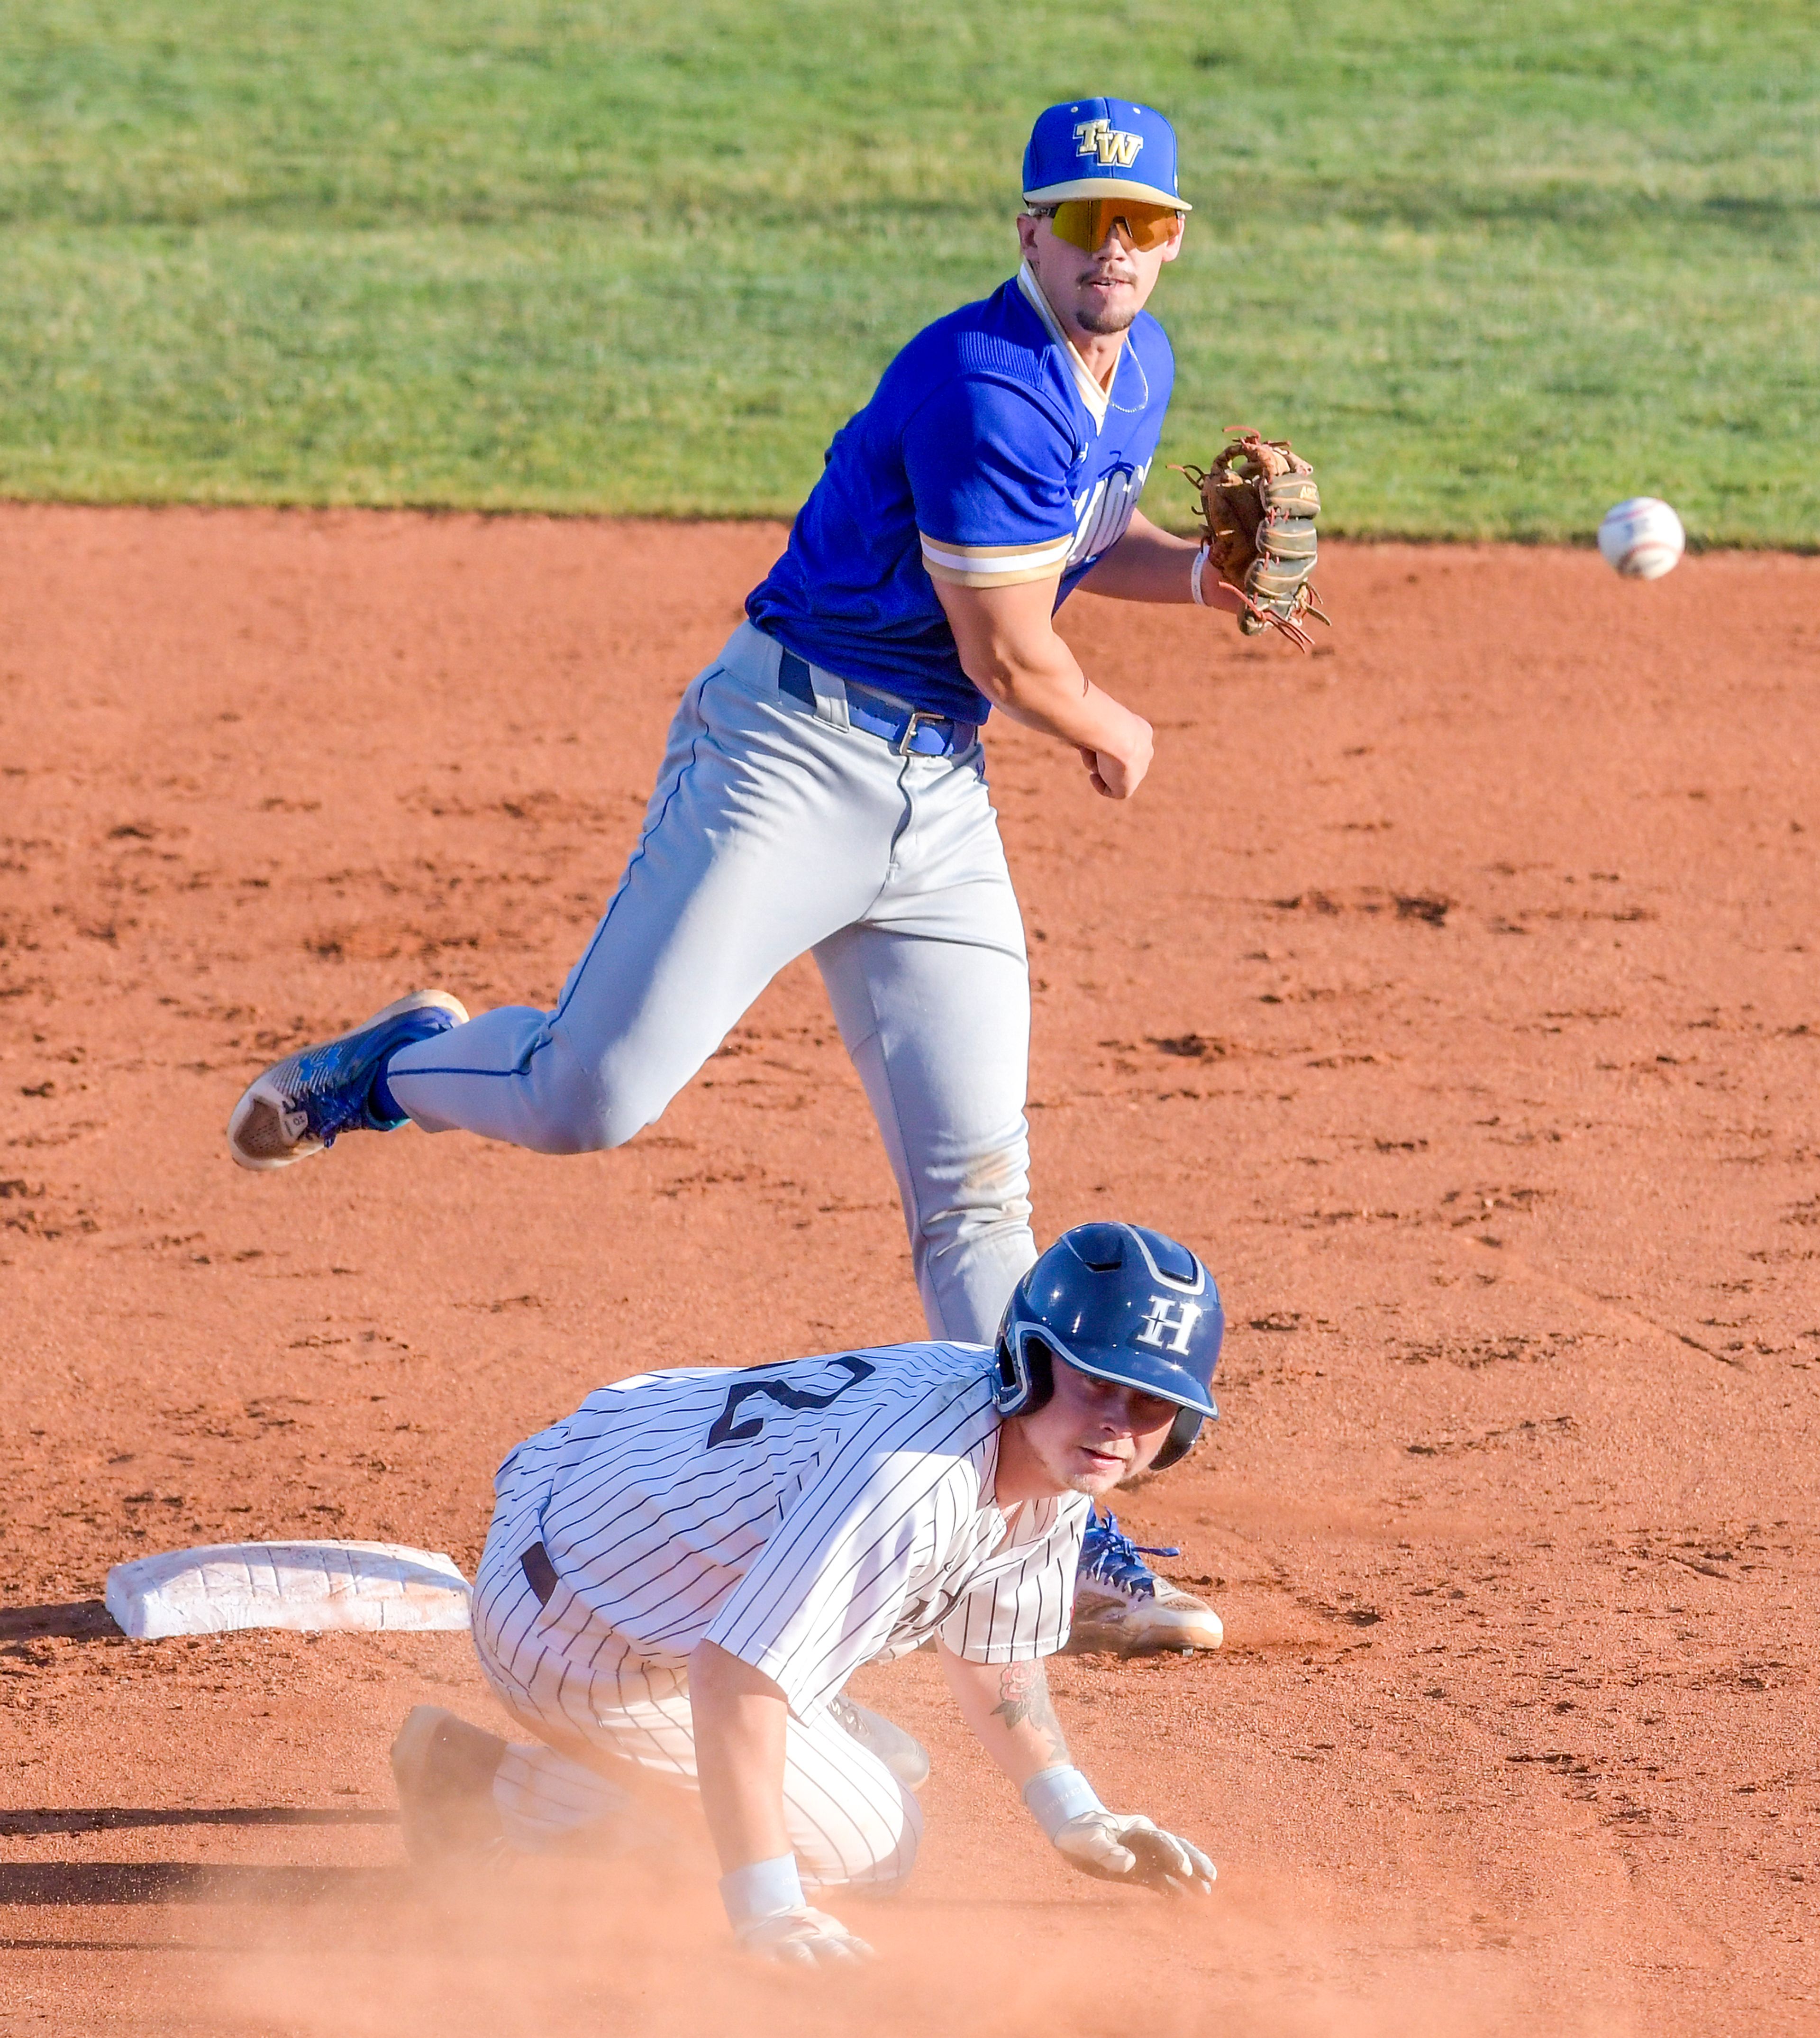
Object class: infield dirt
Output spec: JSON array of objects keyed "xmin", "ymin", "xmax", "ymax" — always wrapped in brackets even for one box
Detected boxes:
[{"xmin": 1, "ymin": 508, "xmax": 1815, "ymax": 2036}]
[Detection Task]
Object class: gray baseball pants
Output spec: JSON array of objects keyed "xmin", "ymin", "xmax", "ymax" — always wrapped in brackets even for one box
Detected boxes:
[{"xmin": 385, "ymin": 621, "xmax": 1036, "ymax": 1345}]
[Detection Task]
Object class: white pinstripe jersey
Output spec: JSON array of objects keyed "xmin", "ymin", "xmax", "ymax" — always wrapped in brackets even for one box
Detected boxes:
[{"xmin": 508, "ymin": 1342, "xmax": 1087, "ymax": 1715}]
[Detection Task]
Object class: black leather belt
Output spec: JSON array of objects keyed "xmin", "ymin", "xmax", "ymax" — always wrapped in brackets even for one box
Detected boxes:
[
  {"xmin": 521, "ymin": 1540, "xmax": 559, "ymax": 1607},
  {"xmin": 777, "ymin": 649, "xmax": 977, "ymax": 757}
]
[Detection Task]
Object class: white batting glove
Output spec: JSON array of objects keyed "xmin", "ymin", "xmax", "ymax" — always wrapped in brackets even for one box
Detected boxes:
[
  {"xmin": 733, "ymin": 1906, "xmax": 875, "ymax": 1967},
  {"xmin": 1023, "ymin": 1765, "xmax": 1215, "ymax": 1898},
  {"xmin": 720, "ymin": 1855, "xmax": 874, "ymax": 1967},
  {"xmin": 1051, "ymin": 1810, "xmax": 1216, "ymax": 1897}
]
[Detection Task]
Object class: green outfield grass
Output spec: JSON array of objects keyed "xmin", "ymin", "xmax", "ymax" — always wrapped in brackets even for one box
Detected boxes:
[{"xmin": 1, "ymin": 1, "xmax": 1816, "ymax": 540}]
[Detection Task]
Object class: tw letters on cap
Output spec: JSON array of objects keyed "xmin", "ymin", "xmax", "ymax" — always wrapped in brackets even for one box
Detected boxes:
[{"xmin": 1074, "ymin": 118, "xmax": 1144, "ymax": 169}]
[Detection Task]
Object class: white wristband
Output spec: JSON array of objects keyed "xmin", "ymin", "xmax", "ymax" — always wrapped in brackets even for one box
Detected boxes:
[
  {"xmin": 719, "ymin": 1853, "xmax": 804, "ymax": 1926},
  {"xmin": 1190, "ymin": 541, "xmax": 1211, "ymax": 608},
  {"xmin": 1022, "ymin": 1764, "xmax": 1105, "ymax": 1840}
]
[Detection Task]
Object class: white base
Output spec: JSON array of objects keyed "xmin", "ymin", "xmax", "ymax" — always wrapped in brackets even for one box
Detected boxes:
[{"xmin": 104, "ymin": 1540, "xmax": 472, "ymax": 1639}]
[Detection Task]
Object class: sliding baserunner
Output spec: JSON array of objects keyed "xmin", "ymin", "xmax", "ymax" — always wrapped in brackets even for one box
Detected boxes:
[{"xmin": 390, "ymin": 1225, "xmax": 1220, "ymax": 1963}]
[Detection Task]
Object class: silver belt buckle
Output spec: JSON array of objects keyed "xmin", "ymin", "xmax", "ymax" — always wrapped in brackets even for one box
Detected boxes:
[{"xmin": 894, "ymin": 709, "xmax": 948, "ymax": 756}]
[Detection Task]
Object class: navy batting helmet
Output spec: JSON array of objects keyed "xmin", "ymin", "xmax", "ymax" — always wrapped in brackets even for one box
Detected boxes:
[{"xmin": 993, "ymin": 1222, "xmax": 1223, "ymax": 1471}]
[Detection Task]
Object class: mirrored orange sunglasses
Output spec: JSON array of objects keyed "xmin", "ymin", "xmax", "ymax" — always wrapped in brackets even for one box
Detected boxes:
[{"xmin": 1031, "ymin": 198, "xmax": 1183, "ymax": 254}]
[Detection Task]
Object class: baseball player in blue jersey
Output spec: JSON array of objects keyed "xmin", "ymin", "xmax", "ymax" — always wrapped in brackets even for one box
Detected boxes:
[
  {"xmin": 229, "ymin": 100, "xmax": 1238, "ymax": 1650},
  {"xmin": 390, "ymin": 1225, "xmax": 1221, "ymax": 1965}
]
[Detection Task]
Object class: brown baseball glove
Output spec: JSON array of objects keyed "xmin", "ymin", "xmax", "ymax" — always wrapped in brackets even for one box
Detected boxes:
[{"xmin": 1177, "ymin": 430, "xmax": 1329, "ymax": 651}]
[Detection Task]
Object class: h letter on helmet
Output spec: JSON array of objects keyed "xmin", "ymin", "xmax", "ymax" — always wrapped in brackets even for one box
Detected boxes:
[{"xmin": 993, "ymin": 1223, "xmax": 1223, "ymax": 1469}]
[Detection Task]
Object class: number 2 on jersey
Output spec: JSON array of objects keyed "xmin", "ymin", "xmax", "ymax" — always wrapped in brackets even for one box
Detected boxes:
[{"xmin": 706, "ymin": 1354, "xmax": 877, "ymax": 1448}]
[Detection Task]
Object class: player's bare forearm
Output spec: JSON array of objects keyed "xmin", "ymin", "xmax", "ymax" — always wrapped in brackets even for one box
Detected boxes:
[
  {"xmin": 931, "ymin": 574, "xmax": 1153, "ymax": 798},
  {"xmin": 934, "ymin": 574, "xmax": 1134, "ymax": 742},
  {"xmin": 939, "ymin": 1640, "xmax": 1072, "ymax": 1787},
  {"xmin": 687, "ymin": 1639, "xmax": 792, "ymax": 1873},
  {"xmin": 1079, "ymin": 510, "xmax": 1246, "ymax": 613}
]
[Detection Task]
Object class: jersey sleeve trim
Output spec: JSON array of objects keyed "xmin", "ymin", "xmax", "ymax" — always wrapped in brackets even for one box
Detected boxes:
[{"xmin": 920, "ymin": 531, "xmax": 1073, "ymax": 589}]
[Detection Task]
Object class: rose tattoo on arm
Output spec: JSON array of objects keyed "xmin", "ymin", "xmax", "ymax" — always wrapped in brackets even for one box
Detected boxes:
[{"xmin": 990, "ymin": 1660, "xmax": 1070, "ymax": 1764}]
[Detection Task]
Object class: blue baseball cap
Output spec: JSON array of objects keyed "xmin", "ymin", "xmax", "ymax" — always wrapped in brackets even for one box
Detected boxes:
[{"xmin": 1022, "ymin": 98, "xmax": 1190, "ymax": 211}]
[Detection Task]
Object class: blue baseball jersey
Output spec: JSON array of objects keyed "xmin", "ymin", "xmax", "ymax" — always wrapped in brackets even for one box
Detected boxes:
[{"xmin": 746, "ymin": 263, "xmax": 1175, "ymax": 723}]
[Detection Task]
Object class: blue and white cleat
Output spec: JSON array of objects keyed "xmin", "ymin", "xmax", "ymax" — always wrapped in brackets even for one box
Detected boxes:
[
  {"xmin": 1070, "ymin": 1505, "xmax": 1224, "ymax": 1657},
  {"xmin": 227, "ymin": 989, "xmax": 468, "ymax": 1171}
]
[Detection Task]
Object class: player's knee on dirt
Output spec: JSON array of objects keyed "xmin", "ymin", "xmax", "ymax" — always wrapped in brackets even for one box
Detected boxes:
[{"xmin": 797, "ymin": 1780, "xmax": 922, "ymax": 1898}]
